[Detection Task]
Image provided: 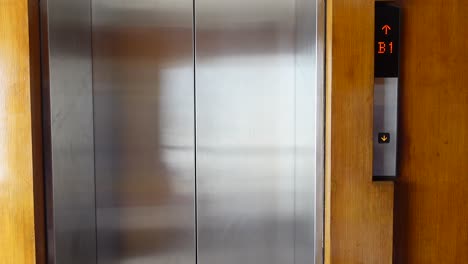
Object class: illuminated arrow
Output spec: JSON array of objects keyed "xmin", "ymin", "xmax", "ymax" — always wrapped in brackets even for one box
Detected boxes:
[
  {"xmin": 381, "ymin": 135, "xmax": 388, "ymax": 142},
  {"xmin": 382, "ymin": 24, "xmax": 391, "ymax": 35}
]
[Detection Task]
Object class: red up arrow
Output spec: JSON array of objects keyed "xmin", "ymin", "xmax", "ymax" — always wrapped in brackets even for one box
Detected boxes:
[{"xmin": 382, "ymin": 24, "xmax": 391, "ymax": 35}]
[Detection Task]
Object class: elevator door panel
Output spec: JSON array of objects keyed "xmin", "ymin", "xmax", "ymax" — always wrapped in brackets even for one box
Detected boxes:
[
  {"xmin": 195, "ymin": 1, "xmax": 297, "ymax": 263},
  {"xmin": 44, "ymin": 0, "xmax": 323, "ymax": 263},
  {"xmin": 92, "ymin": 1, "xmax": 195, "ymax": 263}
]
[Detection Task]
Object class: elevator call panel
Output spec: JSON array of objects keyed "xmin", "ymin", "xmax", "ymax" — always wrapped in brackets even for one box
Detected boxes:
[{"xmin": 373, "ymin": 3, "xmax": 400, "ymax": 181}]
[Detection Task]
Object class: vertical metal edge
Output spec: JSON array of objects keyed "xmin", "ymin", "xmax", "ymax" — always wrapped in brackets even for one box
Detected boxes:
[
  {"xmin": 89, "ymin": 0, "xmax": 98, "ymax": 262},
  {"xmin": 294, "ymin": 0, "xmax": 325, "ymax": 263},
  {"xmin": 39, "ymin": 0, "xmax": 54, "ymax": 262},
  {"xmin": 40, "ymin": 0, "xmax": 96, "ymax": 262},
  {"xmin": 316, "ymin": 0, "xmax": 326, "ymax": 262},
  {"xmin": 193, "ymin": 0, "xmax": 199, "ymax": 263},
  {"xmin": 293, "ymin": 3, "xmax": 298, "ymax": 263}
]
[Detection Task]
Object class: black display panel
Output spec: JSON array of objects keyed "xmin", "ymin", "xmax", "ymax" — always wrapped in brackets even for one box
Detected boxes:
[{"xmin": 375, "ymin": 3, "xmax": 400, "ymax": 77}]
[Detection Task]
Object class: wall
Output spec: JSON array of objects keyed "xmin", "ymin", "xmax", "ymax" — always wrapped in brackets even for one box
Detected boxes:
[
  {"xmin": 325, "ymin": 0, "xmax": 394, "ymax": 263},
  {"xmin": 394, "ymin": 0, "xmax": 468, "ymax": 262},
  {"xmin": 0, "ymin": 0, "xmax": 44, "ymax": 263}
]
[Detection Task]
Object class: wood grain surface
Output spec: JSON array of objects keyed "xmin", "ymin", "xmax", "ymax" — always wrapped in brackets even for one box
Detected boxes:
[
  {"xmin": 0, "ymin": 0, "xmax": 44, "ymax": 263},
  {"xmin": 325, "ymin": 0, "xmax": 394, "ymax": 263},
  {"xmin": 394, "ymin": 0, "xmax": 468, "ymax": 262}
]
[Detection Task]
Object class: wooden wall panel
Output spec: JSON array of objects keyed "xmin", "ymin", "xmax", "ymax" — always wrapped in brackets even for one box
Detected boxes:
[
  {"xmin": 0, "ymin": 0, "xmax": 44, "ymax": 263},
  {"xmin": 394, "ymin": 0, "xmax": 468, "ymax": 262},
  {"xmin": 325, "ymin": 0, "xmax": 394, "ymax": 263}
]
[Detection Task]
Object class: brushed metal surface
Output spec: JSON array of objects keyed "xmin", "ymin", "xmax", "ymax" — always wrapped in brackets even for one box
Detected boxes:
[
  {"xmin": 373, "ymin": 77, "xmax": 399, "ymax": 177},
  {"xmin": 195, "ymin": 0, "xmax": 324, "ymax": 263},
  {"xmin": 91, "ymin": 0, "xmax": 195, "ymax": 263},
  {"xmin": 41, "ymin": 0, "xmax": 97, "ymax": 263},
  {"xmin": 43, "ymin": 0, "xmax": 324, "ymax": 262},
  {"xmin": 295, "ymin": 0, "xmax": 325, "ymax": 262}
]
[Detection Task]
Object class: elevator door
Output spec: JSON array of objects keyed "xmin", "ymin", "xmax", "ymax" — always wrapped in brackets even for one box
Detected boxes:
[
  {"xmin": 92, "ymin": 0, "xmax": 195, "ymax": 263},
  {"xmin": 43, "ymin": 0, "xmax": 324, "ymax": 263},
  {"xmin": 196, "ymin": 1, "xmax": 295, "ymax": 263},
  {"xmin": 196, "ymin": 0, "xmax": 323, "ymax": 263}
]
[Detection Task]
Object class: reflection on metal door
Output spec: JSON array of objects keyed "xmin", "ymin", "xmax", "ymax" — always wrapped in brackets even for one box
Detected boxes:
[
  {"xmin": 42, "ymin": 0, "xmax": 324, "ymax": 263},
  {"xmin": 92, "ymin": 0, "xmax": 196, "ymax": 263},
  {"xmin": 195, "ymin": 0, "xmax": 323, "ymax": 263}
]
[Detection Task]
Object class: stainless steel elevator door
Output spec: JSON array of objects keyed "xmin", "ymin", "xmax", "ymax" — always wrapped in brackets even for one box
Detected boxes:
[
  {"xmin": 92, "ymin": 1, "xmax": 195, "ymax": 263},
  {"xmin": 43, "ymin": 0, "xmax": 324, "ymax": 263},
  {"xmin": 196, "ymin": 1, "xmax": 301, "ymax": 264}
]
